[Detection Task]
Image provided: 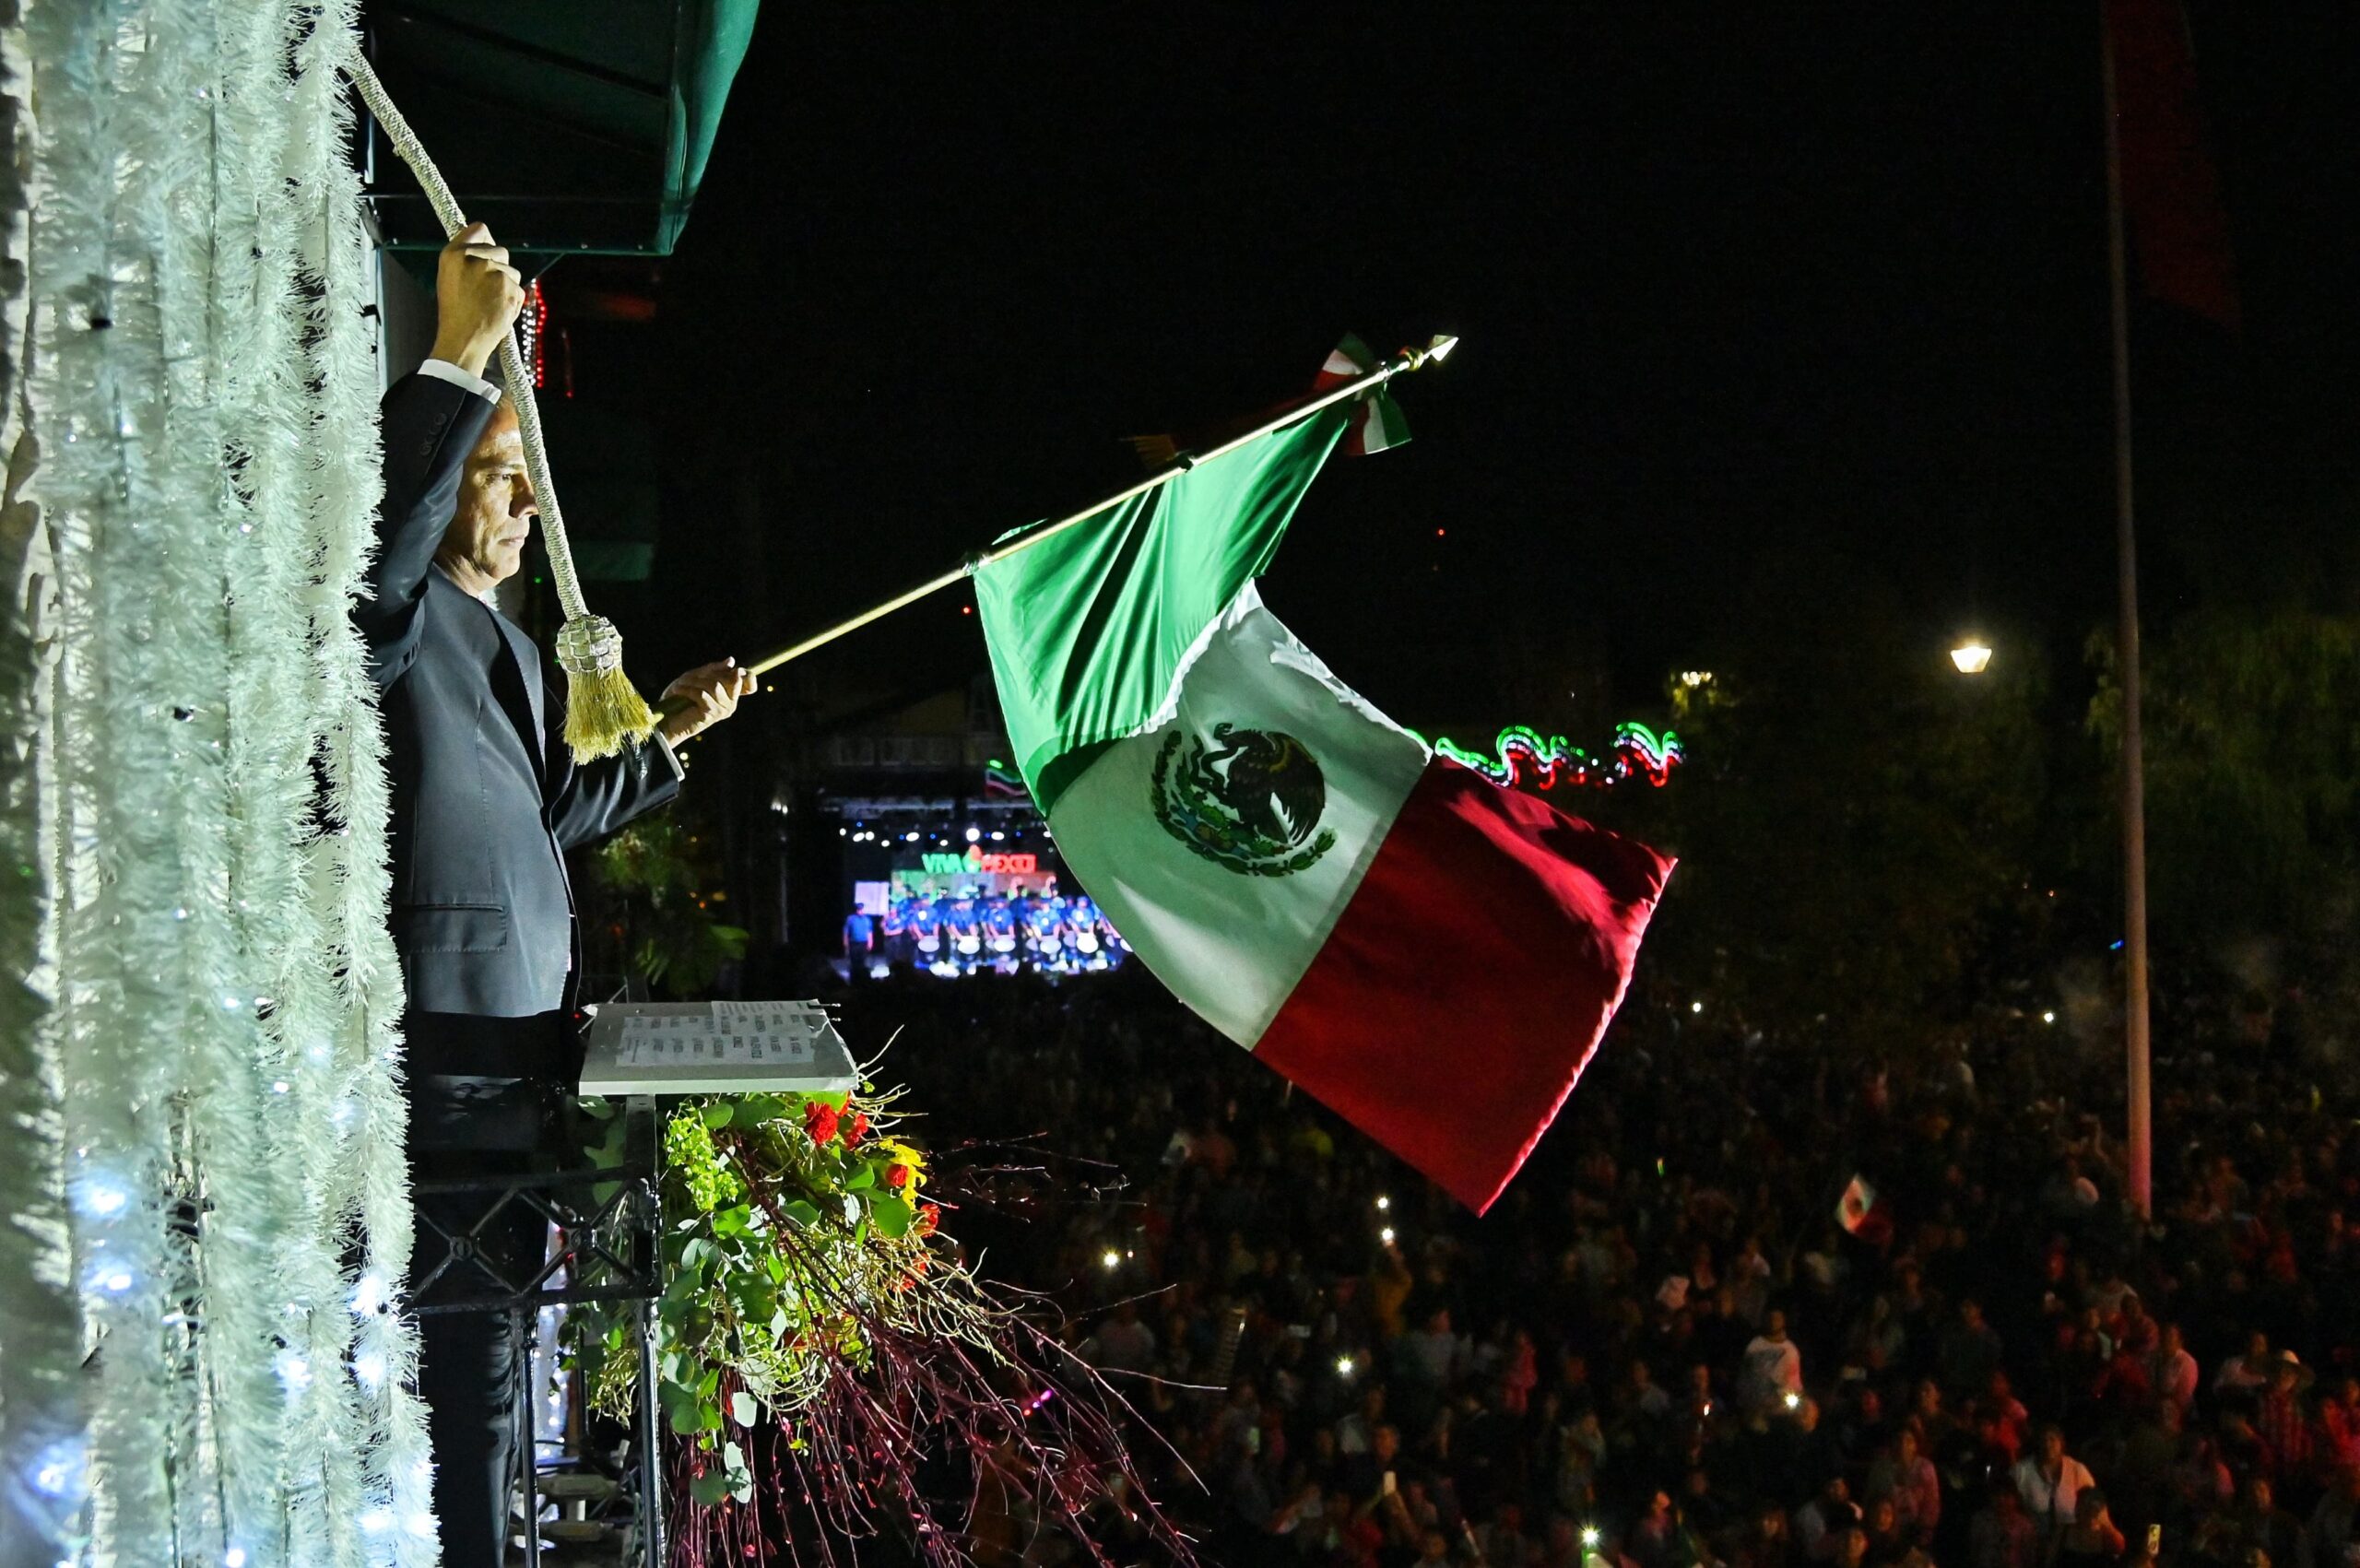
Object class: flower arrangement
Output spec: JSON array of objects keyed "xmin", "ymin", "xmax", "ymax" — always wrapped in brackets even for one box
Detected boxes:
[{"xmin": 569, "ymin": 1084, "xmax": 1193, "ymax": 1568}]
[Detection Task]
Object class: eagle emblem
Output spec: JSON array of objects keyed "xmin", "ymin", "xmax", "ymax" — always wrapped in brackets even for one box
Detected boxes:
[{"xmin": 1150, "ymin": 723, "xmax": 1336, "ymax": 878}]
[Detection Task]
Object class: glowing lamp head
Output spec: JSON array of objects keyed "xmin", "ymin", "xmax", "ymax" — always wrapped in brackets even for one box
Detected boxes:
[
  {"xmin": 1379, "ymin": 1226, "xmax": 1397, "ymax": 1245},
  {"xmin": 1424, "ymin": 334, "xmax": 1459, "ymax": 364},
  {"xmin": 1582, "ymin": 1527, "xmax": 1602, "ymax": 1549},
  {"xmin": 1336, "ymin": 1355, "xmax": 1356, "ymax": 1376},
  {"xmin": 1951, "ymin": 641, "xmax": 1993, "ymax": 675},
  {"xmin": 1101, "ymin": 1249, "xmax": 1122, "ymax": 1270},
  {"xmin": 1375, "ymin": 1195, "xmax": 1391, "ymax": 1212},
  {"xmin": 1784, "ymin": 1391, "xmax": 1802, "ymax": 1411},
  {"xmin": 2042, "ymin": 1010, "xmax": 2057, "ymax": 1024}
]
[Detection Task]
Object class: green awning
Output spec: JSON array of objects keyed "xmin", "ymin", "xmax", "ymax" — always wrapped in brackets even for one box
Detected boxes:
[{"xmin": 365, "ymin": 0, "xmax": 759, "ymax": 257}]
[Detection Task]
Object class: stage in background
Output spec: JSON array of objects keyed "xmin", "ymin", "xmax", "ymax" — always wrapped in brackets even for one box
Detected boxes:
[{"xmin": 828, "ymin": 798, "xmax": 1129, "ymax": 979}]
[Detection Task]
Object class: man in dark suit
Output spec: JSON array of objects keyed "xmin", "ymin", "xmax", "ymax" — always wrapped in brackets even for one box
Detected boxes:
[{"xmin": 358, "ymin": 223, "xmax": 756, "ymax": 1563}]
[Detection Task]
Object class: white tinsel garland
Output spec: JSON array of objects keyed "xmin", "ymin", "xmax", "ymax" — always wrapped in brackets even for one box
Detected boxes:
[
  {"xmin": 5, "ymin": 3, "xmax": 428, "ymax": 1563},
  {"xmin": 3, "ymin": 6, "xmax": 92, "ymax": 1558}
]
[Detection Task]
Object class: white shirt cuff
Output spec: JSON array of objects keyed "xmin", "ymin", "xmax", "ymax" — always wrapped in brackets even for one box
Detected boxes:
[
  {"xmin": 652, "ymin": 731, "xmax": 685, "ymax": 783},
  {"xmin": 418, "ymin": 358, "xmax": 502, "ymax": 404}
]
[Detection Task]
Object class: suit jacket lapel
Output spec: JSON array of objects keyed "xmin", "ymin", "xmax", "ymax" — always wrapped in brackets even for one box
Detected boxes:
[
  {"xmin": 488, "ymin": 608, "xmax": 549, "ymax": 767},
  {"xmin": 427, "ymin": 569, "xmax": 548, "ymax": 769}
]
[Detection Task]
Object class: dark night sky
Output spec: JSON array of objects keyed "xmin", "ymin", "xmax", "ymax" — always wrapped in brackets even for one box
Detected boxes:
[{"xmin": 618, "ymin": 3, "xmax": 2357, "ymax": 737}]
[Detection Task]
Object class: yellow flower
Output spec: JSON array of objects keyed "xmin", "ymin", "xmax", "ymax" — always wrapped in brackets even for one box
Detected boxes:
[{"xmin": 877, "ymin": 1139, "xmax": 926, "ymax": 1190}]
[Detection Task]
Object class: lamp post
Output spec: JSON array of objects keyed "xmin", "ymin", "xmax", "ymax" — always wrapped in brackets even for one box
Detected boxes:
[{"xmin": 1951, "ymin": 641, "xmax": 1993, "ymax": 676}]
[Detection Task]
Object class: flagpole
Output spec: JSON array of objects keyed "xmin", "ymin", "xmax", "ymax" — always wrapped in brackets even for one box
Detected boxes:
[
  {"xmin": 738, "ymin": 336, "xmax": 1458, "ymax": 679},
  {"xmin": 2101, "ymin": 6, "xmax": 2154, "ymax": 1220}
]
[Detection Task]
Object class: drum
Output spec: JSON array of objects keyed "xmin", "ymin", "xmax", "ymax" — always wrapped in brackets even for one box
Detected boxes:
[
  {"xmin": 1036, "ymin": 936, "xmax": 1061, "ymax": 956},
  {"xmin": 955, "ymin": 934, "xmax": 982, "ymax": 958},
  {"xmin": 1074, "ymin": 931, "xmax": 1100, "ymax": 956},
  {"xmin": 916, "ymin": 934, "xmax": 940, "ymax": 956},
  {"xmin": 989, "ymin": 935, "xmax": 1016, "ymax": 955}
]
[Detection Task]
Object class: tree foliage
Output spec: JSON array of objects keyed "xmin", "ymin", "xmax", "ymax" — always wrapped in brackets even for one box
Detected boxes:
[
  {"xmin": 584, "ymin": 812, "xmax": 750, "ymax": 996},
  {"xmin": 1624, "ymin": 548, "xmax": 2049, "ymax": 1037},
  {"xmin": 2088, "ymin": 608, "xmax": 2360, "ymax": 977}
]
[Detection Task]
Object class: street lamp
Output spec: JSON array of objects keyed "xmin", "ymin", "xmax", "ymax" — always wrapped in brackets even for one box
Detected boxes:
[{"xmin": 1951, "ymin": 640, "xmax": 1992, "ymax": 675}]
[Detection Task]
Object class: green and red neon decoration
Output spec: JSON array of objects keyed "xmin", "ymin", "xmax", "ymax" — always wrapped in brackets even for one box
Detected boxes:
[
  {"xmin": 1410, "ymin": 723, "xmax": 1684, "ymax": 791},
  {"xmin": 983, "ymin": 726, "xmax": 1680, "ymax": 804}
]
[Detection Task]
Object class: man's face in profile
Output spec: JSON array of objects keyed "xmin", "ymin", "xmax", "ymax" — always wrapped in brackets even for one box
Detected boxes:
[{"xmin": 441, "ymin": 402, "xmax": 535, "ymax": 591}]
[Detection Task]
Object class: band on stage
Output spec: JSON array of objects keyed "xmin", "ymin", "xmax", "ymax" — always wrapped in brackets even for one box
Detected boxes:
[{"xmin": 844, "ymin": 885, "xmax": 1130, "ymax": 978}]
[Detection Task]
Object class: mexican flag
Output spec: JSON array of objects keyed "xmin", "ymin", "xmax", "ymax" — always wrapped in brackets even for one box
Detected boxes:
[{"xmin": 974, "ymin": 394, "xmax": 1671, "ymax": 1212}]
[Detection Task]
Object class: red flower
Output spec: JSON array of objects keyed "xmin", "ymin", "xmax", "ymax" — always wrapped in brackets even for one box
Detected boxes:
[
  {"xmin": 842, "ymin": 1111, "xmax": 869, "ymax": 1149},
  {"xmin": 887, "ymin": 1163, "xmax": 912, "ymax": 1189},
  {"xmin": 803, "ymin": 1101, "xmax": 840, "ymax": 1144},
  {"xmin": 916, "ymin": 1203, "xmax": 940, "ymax": 1237}
]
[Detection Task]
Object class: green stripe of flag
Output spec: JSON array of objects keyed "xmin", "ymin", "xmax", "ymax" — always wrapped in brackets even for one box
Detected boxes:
[{"xmin": 974, "ymin": 405, "xmax": 1349, "ymax": 812}]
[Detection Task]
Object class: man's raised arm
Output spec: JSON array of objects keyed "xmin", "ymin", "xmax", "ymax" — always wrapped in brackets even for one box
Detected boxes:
[{"xmin": 353, "ymin": 224, "xmax": 520, "ymax": 685}]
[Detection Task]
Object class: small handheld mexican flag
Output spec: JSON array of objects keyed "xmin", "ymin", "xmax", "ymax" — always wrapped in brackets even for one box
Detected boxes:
[
  {"xmin": 974, "ymin": 361, "xmax": 1671, "ymax": 1212},
  {"xmin": 1835, "ymin": 1174, "xmax": 1894, "ymax": 1244}
]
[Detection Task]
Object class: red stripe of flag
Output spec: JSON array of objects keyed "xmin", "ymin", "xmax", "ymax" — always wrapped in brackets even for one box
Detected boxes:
[{"xmin": 1255, "ymin": 760, "xmax": 1674, "ymax": 1213}]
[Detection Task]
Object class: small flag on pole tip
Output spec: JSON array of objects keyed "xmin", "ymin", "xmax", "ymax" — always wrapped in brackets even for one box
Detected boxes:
[
  {"xmin": 1314, "ymin": 333, "xmax": 1412, "ymax": 455},
  {"xmin": 1123, "ymin": 334, "xmax": 1448, "ymax": 471}
]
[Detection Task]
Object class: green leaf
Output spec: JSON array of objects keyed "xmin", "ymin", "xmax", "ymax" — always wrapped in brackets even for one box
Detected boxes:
[
  {"xmin": 840, "ymin": 1193, "xmax": 862, "ymax": 1226},
  {"xmin": 781, "ymin": 1199, "xmax": 820, "ymax": 1230},
  {"xmin": 713, "ymin": 1205, "xmax": 750, "ymax": 1239},
  {"xmin": 867, "ymin": 1193, "xmax": 914, "ymax": 1239},
  {"xmin": 844, "ymin": 1161, "xmax": 877, "ymax": 1192},
  {"xmin": 690, "ymin": 1468, "xmax": 732, "ymax": 1506},
  {"xmin": 722, "ymin": 1441, "xmax": 756, "ymax": 1503},
  {"xmin": 734, "ymin": 1094, "xmax": 785, "ymax": 1128},
  {"xmin": 702, "ymin": 1102, "xmax": 735, "ymax": 1130}
]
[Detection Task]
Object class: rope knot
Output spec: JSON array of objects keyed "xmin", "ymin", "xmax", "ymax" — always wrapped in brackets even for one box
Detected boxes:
[{"xmin": 553, "ymin": 615, "xmax": 624, "ymax": 677}]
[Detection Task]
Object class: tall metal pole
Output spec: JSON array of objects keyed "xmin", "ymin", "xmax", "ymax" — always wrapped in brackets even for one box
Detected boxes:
[{"xmin": 2101, "ymin": 6, "xmax": 2154, "ymax": 1218}]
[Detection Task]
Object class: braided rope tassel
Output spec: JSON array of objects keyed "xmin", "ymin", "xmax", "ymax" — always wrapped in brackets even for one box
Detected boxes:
[{"xmin": 344, "ymin": 51, "xmax": 657, "ymax": 760}]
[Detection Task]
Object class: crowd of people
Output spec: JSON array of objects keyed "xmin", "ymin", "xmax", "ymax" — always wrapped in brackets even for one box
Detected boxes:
[
  {"xmin": 842, "ymin": 967, "xmax": 2359, "ymax": 1568},
  {"xmin": 844, "ymin": 887, "xmax": 1132, "ymax": 979}
]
